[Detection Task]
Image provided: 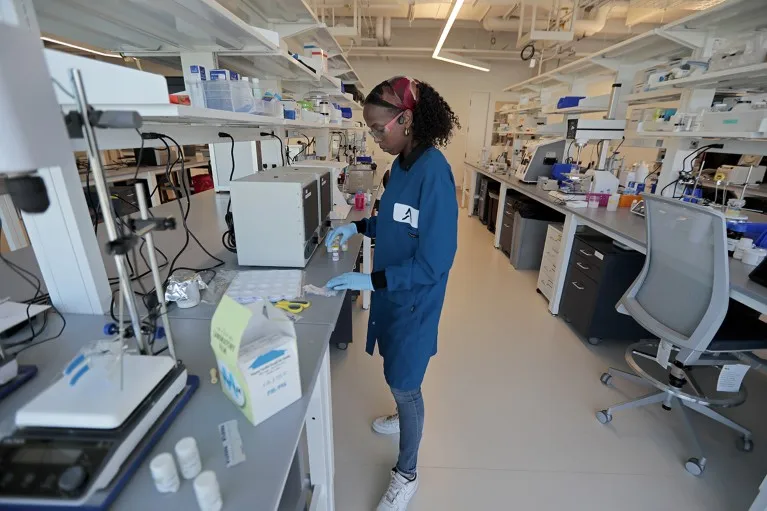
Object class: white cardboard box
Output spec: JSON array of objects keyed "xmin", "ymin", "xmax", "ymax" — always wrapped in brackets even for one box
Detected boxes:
[{"xmin": 211, "ymin": 296, "xmax": 301, "ymax": 426}]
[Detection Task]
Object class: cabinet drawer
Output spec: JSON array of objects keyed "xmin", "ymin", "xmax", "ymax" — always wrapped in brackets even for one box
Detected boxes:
[
  {"xmin": 543, "ymin": 242, "xmax": 559, "ymax": 261},
  {"xmin": 537, "ymin": 274, "xmax": 554, "ymax": 301},
  {"xmin": 546, "ymin": 225, "xmax": 563, "ymax": 247},
  {"xmin": 572, "ymin": 253, "xmax": 602, "ymax": 284},
  {"xmin": 573, "ymin": 238, "xmax": 605, "ymax": 271},
  {"xmin": 541, "ymin": 252, "xmax": 558, "ymax": 277},
  {"xmin": 560, "ymin": 267, "xmax": 599, "ymax": 336}
]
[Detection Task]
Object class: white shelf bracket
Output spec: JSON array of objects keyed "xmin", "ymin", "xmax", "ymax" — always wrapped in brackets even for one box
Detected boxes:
[
  {"xmin": 658, "ymin": 29, "xmax": 706, "ymax": 50},
  {"xmin": 272, "ymin": 23, "xmax": 323, "ymax": 40}
]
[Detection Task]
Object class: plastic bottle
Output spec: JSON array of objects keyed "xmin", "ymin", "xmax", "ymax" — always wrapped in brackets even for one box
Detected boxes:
[
  {"xmin": 635, "ymin": 161, "xmax": 649, "ymax": 184},
  {"xmin": 175, "ymin": 437, "xmax": 202, "ymax": 480},
  {"xmin": 329, "ymin": 235, "xmax": 340, "ymax": 262},
  {"xmin": 193, "ymin": 471, "xmax": 223, "ymax": 511},
  {"xmin": 354, "ymin": 190, "xmax": 365, "ymax": 211},
  {"xmin": 607, "ymin": 193, "xmax": 620, "ymax": 211},
  {"xmin": 150, "ymin": 453, "xmax": 180, "ymax": 493}
]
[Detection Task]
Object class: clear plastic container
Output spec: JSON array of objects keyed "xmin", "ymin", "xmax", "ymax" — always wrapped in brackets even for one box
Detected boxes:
[{"xmin": 203, "ymin": 81, "xmax": 253, "ymax": 112}]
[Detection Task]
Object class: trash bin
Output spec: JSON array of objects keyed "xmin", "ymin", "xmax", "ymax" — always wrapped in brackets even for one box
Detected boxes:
[
  {"xmin": 487, "ymin": 192, "xmax": 499, "ymax": 233},
  {"xmin": 509, "ymin": 204, "xmax": 565, "ymax": 270}
]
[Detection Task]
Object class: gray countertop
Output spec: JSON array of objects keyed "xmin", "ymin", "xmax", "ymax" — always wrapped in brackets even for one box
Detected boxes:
[
  {"xmin": 0, "ymin": 313, "xmax": 333, "ymax": 511},
  {"xmin": 464, "ymin": 161, "xmax": 767, "ymax": 313},
  {"xmin": 1, "ymin": 190, "xmax": 375, "ymax": 329},
  {"xmin": 0, "ymin": 188, "xmax": 378, "ymax": 510}
]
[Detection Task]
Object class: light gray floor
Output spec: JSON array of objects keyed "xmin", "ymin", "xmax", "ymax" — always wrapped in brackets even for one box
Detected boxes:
[{"xmin": 330, "ymin": 209, "xmax": 767, "ymax": 511}]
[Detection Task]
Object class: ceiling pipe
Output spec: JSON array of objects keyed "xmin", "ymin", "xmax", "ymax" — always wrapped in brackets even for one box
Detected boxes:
[
  {"xmin": 376, "ymin": 16, "xmax": 384, "ymax": 46},
  {"xmin": 482, "ymin": 1, "xmax": 626, "ymax": 37},
  {"xmin": 383, "ymin": 16, "xmax": 392, "ymax": 46}
]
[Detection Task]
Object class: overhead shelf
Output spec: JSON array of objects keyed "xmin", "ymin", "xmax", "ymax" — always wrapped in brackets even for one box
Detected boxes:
[
  {"xmin": 33, "ymin": 0, "xmax": 279, "ymax": 53},
  {"xmin": 503, "ymin": 0, "xmax": 764, "ymax": 93},
  {"xmin": 635, "ymin": 128, "xmax": 767, "ymax": 140},
  {"xmin": 650, "ymin": 62, "xmax": 767, "ymax": 92},
  {"xmin": 218, "ymin": 51, "xmax": 317, "ymax": 84},
  {"xmin": 623, "ymin": 89, "xmax": 683, "ymax": 105}
]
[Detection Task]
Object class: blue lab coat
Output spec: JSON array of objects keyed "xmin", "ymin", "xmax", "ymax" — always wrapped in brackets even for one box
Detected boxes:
[{"xmin": 360, "ymin": 146, "xmax": 458, "ymax": 390}]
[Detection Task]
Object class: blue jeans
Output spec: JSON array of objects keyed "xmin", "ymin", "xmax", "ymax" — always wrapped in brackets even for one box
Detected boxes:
[{"xmin": 391, "ymin": 386, "xmax": 424, "ymax": 476}]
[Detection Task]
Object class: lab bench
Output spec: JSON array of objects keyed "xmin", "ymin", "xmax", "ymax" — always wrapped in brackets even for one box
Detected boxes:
[
  {"xmin": 0, "ymin": 189, "xmax": 380, "ymax": 511},
  {"xmin": 463, "ymin": 161, "xmax": 767, "ymax": 317}
]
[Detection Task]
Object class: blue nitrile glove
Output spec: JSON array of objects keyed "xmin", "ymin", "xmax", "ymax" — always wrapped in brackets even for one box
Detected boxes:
[
  {"xmin": 326, "ymin": 272, "xmax": 374, "ymax": 291},
  {"xmin": 325, "ymin": 223, "xmax": 357, "ymax": 250}
]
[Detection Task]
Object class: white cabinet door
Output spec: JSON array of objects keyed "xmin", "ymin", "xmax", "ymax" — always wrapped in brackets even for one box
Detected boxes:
[{"xmin": 464, "ymin": 91, "xmax": 490, "ymax": 165}]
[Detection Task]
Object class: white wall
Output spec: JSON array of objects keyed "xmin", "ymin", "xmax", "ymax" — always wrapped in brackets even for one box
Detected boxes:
[{"xmin": 351, "ymin": 58, "xmax": 530, "ymax": 183}]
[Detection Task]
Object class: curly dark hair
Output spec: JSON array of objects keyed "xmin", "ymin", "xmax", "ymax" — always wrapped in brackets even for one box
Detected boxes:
[{"xmin": 364, "ymin": 80, "xmax": 460, "ymax": 147}]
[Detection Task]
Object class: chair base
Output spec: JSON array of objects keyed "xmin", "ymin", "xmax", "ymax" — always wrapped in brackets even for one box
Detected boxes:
[{"xmin": 596, "ymin": 363, "xmax": 754, "ymax": 476}]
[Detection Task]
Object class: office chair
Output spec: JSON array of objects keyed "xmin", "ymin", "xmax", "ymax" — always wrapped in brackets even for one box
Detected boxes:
[{"xmin": 595, "ymin": 194, "xmax": 767, "ymax": 476}]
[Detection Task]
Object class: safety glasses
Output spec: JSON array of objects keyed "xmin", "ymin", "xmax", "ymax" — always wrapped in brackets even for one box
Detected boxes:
[{"xmin": 368, "ymin": 111, "xmax": 404, "ymax": 141}]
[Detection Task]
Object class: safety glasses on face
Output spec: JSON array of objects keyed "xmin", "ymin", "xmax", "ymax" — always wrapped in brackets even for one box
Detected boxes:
[{"xmin": 368, "ymin": 111, "xmax": 404, "ymax": 140}]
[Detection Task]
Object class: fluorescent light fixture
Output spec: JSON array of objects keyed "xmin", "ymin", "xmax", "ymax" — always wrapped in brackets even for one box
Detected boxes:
[
  {"xmin": 41, "ymin": 37, "xmax": 122, "ymax": 59},
  {"xmin": 434, "ymin": 52, "xmax": 490, "ymax": 72},
  {"xmin": 433, "ymin": 0, "xmax": 464, "ymax": 58},
  {"xmin": 432, "ymin": 0, "xmax": 490, "ymax": 72}
]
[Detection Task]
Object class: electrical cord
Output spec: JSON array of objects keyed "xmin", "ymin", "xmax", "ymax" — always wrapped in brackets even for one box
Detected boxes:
[
  {"xmin": 219, "ymin": 132, "xmax": 237, "ymax": 253},
  {"xmin": 260, "ymin": 132, "xmax": 285, "ymax": 166},
  {"xmin": 154, "ymin": 133, "xmax": 225, "ymax": 281},
  {"xmin": 0, "ymin": 218, "xmax": 66, "ymax": 354}
]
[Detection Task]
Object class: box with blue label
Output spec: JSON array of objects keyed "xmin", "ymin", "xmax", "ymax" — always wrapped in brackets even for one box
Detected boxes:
[{"xmin": 211, "ymin": 296, "xmax": 301, "ymax": 426}]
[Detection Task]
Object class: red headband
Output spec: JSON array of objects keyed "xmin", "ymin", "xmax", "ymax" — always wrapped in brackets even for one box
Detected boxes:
[{"xmin": 379, "ymin": 76, "xmax": 420, "ymax": 111}]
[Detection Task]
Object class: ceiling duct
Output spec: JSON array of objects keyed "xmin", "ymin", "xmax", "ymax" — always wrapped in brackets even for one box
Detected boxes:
[{"xmin": 483, "ymin": 2, "xmax": 627, "ymax": 38}]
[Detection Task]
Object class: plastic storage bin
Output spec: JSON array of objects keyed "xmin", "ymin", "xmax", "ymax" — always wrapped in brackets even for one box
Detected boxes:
[
  {"xmin": 203, "ymin": 81, "xmax": 253, "ymax": 112},
  {"xmin": 509, "ymin": 205, "xmax": 566, "ymax": 270},
  {"xmin": 557, "ymin": 96, "xmax": 585, "ymax": 109}
]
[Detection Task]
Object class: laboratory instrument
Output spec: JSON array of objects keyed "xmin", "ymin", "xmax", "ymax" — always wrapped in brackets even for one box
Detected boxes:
[
  {"xmin": 716, "ymin": 164, "xmax": 766, "ymax": 185},
  {"xmin": 0, "ymin": 66, "xmax": 196, "ymax": 509},
  {"xmin": 229, "ymin": 171, "xmax": 323, "ymax": 267},
  {"xmin": 514, "ymin": 138, "xmax": 566, "ymax": 182},
  {"xmin": 281, "ymin": 166, "xmax": 332, "ymax": 241},
  {"xmin": 290, "ymin": 160, "xmax": 351, "ymax": 219},
  {"xmin": 346, "ymin": 163, "xmax": 376, "ymax": 193}
]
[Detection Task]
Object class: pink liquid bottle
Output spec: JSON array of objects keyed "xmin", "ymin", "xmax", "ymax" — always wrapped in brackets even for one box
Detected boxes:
[{"xmin": 354, "ymin": 191, "xmax": 365, "ymax": 211}]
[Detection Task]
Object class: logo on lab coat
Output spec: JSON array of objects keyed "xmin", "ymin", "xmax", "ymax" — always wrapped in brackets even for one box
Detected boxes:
[{"xmin": 393, "ymin": 203, "xmax": 419, "ymax": 228}]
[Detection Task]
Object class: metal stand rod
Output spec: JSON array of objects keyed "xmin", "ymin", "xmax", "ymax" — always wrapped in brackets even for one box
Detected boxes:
[
  {"xmin": 135, "ymin": 184, "xmax": 177, "ymax": 360},
  {"xmin": 70, "ymin": 69, "xmax": 146, "ymax": 353}
]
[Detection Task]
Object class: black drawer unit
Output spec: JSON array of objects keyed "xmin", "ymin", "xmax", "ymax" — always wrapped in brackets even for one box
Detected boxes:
[
  {"xmin": 498, "ymin": 193, "xmax": 523, "ymax": 256},
  {"xmin": 559, "ymin": 231, "xmax": 653, "ymax": 344},
  {"xmin": 477, "ymin": 176, "xmax": 489, "ymax": 224}
]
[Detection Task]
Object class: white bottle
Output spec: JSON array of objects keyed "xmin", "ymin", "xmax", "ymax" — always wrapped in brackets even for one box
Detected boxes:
[
  {"xmin": 194, "ymin": 471, "xmax": 223, "ymax": 511},
  {"xmin": 150, "ymin": 453, "xmax": 180, "ymax": 493},
  {"xmin": 249, "ymin": 77, "xmax": 262, "ymax": 100},
  {"xmin": 635, "ymin": 161, "xmax": 649, "ymax": 184},
  {"xmin": 187, "ymin": 65, "xmax": 207, "ymax": 108},
  {"xmin": 607, "ymin": 193, "xmax": 620, "ymax": 211},
  {"xmin": 175, "ymin": 437, "xmax": 203, "ymax": 479}
]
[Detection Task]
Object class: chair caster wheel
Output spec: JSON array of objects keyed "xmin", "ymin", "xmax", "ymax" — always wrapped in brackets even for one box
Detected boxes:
[
  {"xmin": 596, "ymin": 410, "xmax": 612, "ymax": 424},
  {"xmin": 685, "ymin": 458, "xmax": 705, "ymax": 476},
  {"xmin": 737, "ymin": 436, "xmax": 754, "ymax": 453},
  {"xmin": 599, "ymin": 373, "xmax": 613, "ymax": 387},
  {"xmin": 335, "ymin": 343, "xmax": 349, "ymax": 351},
  {"xmin": 587, "ymin": 337, "xmax": 602, "ymax": 346}
]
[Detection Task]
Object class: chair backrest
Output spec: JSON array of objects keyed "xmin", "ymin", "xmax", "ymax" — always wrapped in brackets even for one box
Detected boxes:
[{"xmin": 620, "ymin": 194, "xmax": 730, "ymax": 355}]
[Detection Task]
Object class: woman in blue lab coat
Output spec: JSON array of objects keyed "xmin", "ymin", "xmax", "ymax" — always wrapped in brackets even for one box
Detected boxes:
[{"xmin": 326, "ymin": 76, "xmax": 459, "ymax": 511}]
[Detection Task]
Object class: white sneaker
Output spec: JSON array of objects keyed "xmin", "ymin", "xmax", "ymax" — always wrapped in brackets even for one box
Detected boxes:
[
  {"xmin": 376, "ymin": 470, "xmax": 418, "ymax": 511},
  {"xmin": 372, "ymin": 413, "xmax": 400, "ymax": 435}
]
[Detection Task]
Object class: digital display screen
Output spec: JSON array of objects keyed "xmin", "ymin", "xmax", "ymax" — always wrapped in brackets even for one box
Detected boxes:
[{"xmin": 12, "ymin": 447, "xmax": 81, "ymax": 465}]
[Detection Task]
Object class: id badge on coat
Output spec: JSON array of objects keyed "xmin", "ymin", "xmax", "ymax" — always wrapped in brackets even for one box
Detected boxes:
[{"xmin": 393, "ymin": 202, "xmax": 419, "ymax": 228}]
